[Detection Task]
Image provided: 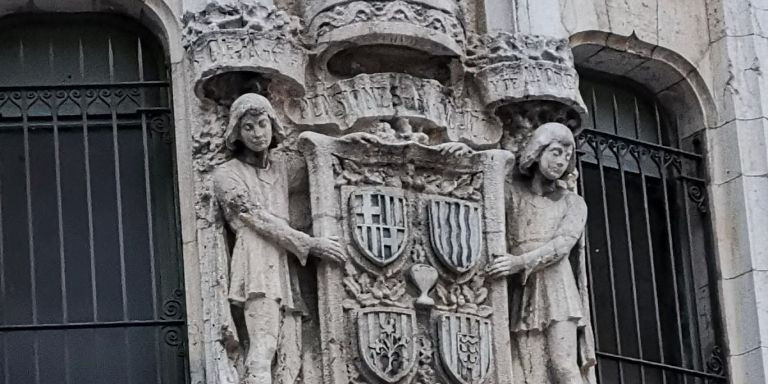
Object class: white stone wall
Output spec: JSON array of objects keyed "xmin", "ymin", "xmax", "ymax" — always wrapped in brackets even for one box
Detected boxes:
[{"xmin": 706, "ymin": 1, "xmax": 768, "ymax": 383}]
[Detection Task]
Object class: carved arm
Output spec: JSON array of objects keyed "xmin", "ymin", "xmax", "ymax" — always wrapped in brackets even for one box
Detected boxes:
[
  {"xmin": 519, "ymin": 194, "xmax": 587, "ymax": 283},
  {"xmin": 215, "ymin": 172, "xmax": 313, "ymax": 265}
]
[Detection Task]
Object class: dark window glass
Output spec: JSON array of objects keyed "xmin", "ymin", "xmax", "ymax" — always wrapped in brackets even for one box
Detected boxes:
[
  {"xmin": 0, "ymin": 14, "xmax": 188, "ymax": 384},
  {"xmin": 577, "ymin": 73, "xmax": 725, "ymax": 383}
]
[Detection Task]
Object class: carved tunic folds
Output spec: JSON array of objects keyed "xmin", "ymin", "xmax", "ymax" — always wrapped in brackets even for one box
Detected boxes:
[
  {"xmin": 213, "ymin": 157, "xmax": 311, "ymax": 310},
  {"xmin": 505, "ymin": 178, "xmax": 588, "ymax": 332}
]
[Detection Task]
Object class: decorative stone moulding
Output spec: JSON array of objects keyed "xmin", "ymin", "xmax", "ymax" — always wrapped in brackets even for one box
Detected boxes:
[
  {"xmin": 183, "ymin": 1, "xmax": 308, "ymax": 103},
  {"xmin": 466, "ymin": 33, "xmax": 588, "ymax": 129},
  {"xmin": 284, "ymin": 72, "xmax": 503, "ymax": 146},
  {"xmin": 305, "ymin": 0, "xmax": 466, "ymax": 73}
]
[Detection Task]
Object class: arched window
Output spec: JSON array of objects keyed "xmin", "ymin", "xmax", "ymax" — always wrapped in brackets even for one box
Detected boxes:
[
  {"xmin": 577, "ymin": 72, "xmax": 725, "ymax": 383},
  {"xmin": 0, "ymin": 14, "xmax": 188, "ymax": 383}
]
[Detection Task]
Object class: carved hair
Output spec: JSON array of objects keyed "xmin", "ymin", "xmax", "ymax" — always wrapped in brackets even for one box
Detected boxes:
[
  {"xmin": 518, "ymin": 122, "xmax": 577, "ymax": 179},
  {"xmin": 225, "ymin": 93, "xmax": 286, "ymax": 151}
]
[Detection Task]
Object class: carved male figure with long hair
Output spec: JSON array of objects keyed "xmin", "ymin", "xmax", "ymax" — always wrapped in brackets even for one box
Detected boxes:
[
  {"xmin": 487, "ymin": 122, "xmax": 596, "ymax": 383},
  {"xmin": 212, "ymin": 93, "xmax": 345, "ymax": 384}
]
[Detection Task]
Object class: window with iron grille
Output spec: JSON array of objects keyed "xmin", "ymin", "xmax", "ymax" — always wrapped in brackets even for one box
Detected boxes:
[
  {"xmin": 576, "ymin": 72, "xmax": 725, "ymax": 383},
  {"xmin": 0, "ymin": 14, "xmax": 188, "ymax": 384}
]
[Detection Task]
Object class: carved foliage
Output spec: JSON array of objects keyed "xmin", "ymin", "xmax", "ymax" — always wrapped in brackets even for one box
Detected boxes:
[
  {"xmin": 183, "ymin": 1, "xmax": 303, "ymax": 45},
  {"xmin": 466, "ymin": 32, "xmax": 586, "ymax": 120},
  {"xmin": 434, "ymin": 274, "xmax": 492, "ymax": 317},
  {"xmin": 333, "ymin": 156, "xmax": 483, "ymax": 201},
  {"xmin": 465, "ymin": 33, "xmax": 572, "ymax": 68},
  {"xmin": 343, "ymin": 262, "xmax": 409, "ymax": 309},
  {"xmin": 309, "ymin": 0, "xmax": 465, "ymax": 46},
  {"xmin": 183, "ymin": 2, "xmax": 308, "ymax": 99},
  {"xmin": 414, "ymin": 335, "xmax": 440, "ymax": 384},
  {"xmin": 498, "ymin": 100, "xmax": 583, "ymax": 154}
]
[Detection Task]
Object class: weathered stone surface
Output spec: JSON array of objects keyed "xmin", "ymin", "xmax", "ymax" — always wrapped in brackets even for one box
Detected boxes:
[
  {"xmin": 181, "ymin": 2, "xmax": 594, "ymax": 384},
  {"xmin": 300, "ymin": 131, "xmax": 515, "ymax": 384},
  {"xmin": 720, "ymin": 270, "xmax": 768, "ymax": 357},
  {"xmin": 183, "ymin": 1, "xmax": 307, "ymax": 101},
  {"xmin": 306, "ymin": 0, "xmax": 465, "ymax": 58},
  {"xmin": 466, "ymin": 33, "xmax": 587, "ymax": 125},
  {"xmin": 487, "ymin": 123, "xmax": 595, "ymax": 384},
  {"xmin": 729, "ymin": 346, "xmax": 768, "ymax": 384},
  {"xmin": 657, "ymin": 0, "xmax": 710, "ymax": 70},
  {"xmin": 284, "ymin": 72, "xmax": 503, "ymax": 145},
  {"xmin": 604, "ymin": 0, "xmax": 659, "ymax": 44}
]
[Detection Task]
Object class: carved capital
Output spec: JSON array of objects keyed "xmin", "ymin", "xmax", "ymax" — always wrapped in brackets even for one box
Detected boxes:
[
  {"xmin": 467, "ymin": 33, "xmax": 587, "ymax": 127},
  {"xmin": 306, "ymin": 0, "xmax": 465, "ymax": 75},
  {"xmin": 183, "ymin": 1, "xmax": 308, "ymax": 102}
]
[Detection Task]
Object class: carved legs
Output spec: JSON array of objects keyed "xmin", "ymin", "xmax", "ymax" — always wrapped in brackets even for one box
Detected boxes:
[
  {"xmin": 546, "ymin": 321, "xmax": 582, "ymax": 384},
  {"xmin": 511, "ymin": 329, "xmax": 547, "ymax": 383},
  {"xmin": 510, "ymin": 321, "xmax": 582, "ymax": 384},
  {"xmin": 241, "ymin": 298, "xmax": 303, "ymax": 384},
  {"xmin": 243, "ymin": 298, "xmax": 280, "ymax": 384},
  {"xmin": 274, "ymin": 313, "xmax": 302, "ymax": 384}
]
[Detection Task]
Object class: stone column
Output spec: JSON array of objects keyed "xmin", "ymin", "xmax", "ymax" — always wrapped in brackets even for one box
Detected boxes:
[{"xmin": 706, "ymin": 0, "xmax": 768, "ymax": 382}]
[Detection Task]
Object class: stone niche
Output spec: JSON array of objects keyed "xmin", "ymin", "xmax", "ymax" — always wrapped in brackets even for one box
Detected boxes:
[{"xmin": 182, "ymin": 1, "xmax": 591, "ymax": 384}]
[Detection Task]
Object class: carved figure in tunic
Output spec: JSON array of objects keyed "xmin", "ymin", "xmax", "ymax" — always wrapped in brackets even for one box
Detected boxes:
[
  {"xmin": 487, "ymin": 122, "xmax": 596, "ymax": 384},
  {"xmin": 212, "ymin": 93, "xmax": 346, "ymax": 384}
]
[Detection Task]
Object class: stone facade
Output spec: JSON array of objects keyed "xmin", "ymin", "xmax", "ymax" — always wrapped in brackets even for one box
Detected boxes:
[
  {"xmin": 181, "ymin": 2, "xmax": 589, "ymax": 383},
  {"xmin": 1, "ymin": 0, "xmax": 766, "ymax": 383}
]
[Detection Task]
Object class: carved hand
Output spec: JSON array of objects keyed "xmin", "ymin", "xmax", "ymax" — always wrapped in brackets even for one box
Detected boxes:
[
  {"xmin": 436, "ymin": 142, "xmax": 473, "ymax": 156},
  {"xmin": 485, "ymin": 254, "xmax": 527, "ymax": 279},
  {"xmin": 310, "ymin": 236, "xmax": 347, "ymax": 264},
  {"xmin": 341, "ymin": 132, "xmax": 381, "ymax": 145}
]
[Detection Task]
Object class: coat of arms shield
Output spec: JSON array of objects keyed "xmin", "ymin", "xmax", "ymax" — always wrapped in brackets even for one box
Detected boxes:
[
  {"xmin": 437, "ymin": 313, "xmax": 493, "ymax": 384},
  {"xmin": 348, "ymin": 189, "xmax": 408, "ymax": 266},
  {"xmin": 357, "ymin": 307, "xmax": 417, "ymax": 383},
  {"xmin": 428, "ymin": 198, "xmax": 483, "ymax": 273}
]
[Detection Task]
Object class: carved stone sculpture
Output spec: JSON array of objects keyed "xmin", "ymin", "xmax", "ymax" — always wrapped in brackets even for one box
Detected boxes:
[
  {"xmin": 211, "ymin": 93, "xmax": 345, "ymax": 384},
  {"xmin": 184, "ymin": 1, "xmax": 307, "ymax": 102},
  {"xmin": 466, "ymin": 33, "xmax": 587, "ymax": 124},
  {"xmin": 182, "ymin": 2, "xmax": 595, "ymax": 383},
  {"xmin": 299, "ymin": 130, "xmax": 515, "ymax": 384},
  {"xmin": 487, "ymin": 122, "xmax": 596, "ymax": 384}
]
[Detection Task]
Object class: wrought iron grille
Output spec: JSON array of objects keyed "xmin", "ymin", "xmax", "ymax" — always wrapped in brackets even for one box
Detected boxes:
[
  {"xmin": 0, "ymin": 15, "xmax": 188, "ymax": 384},
  {"xmin": 576, "ymin": 75, "xmax": 725, "ymax": 384}
]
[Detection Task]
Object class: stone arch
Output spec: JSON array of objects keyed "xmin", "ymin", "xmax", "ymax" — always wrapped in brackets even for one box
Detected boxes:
[
  {"xmin": 0, "ymin": 0, "xmax": 183, "ymax": 63},
  {"xmin": 570, "ymin": 30, "xmax": 717, "ymax": 138}
]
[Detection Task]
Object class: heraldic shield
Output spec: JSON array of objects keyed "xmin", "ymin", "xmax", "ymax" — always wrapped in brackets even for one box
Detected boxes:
[
  {"xmin": 428, "ymin": 198, "xmax": 483, "ymax": 273},
  {"xmin": 438, "ymin": 313, "xmax": 493, "ymax": 384},
  {"xmin": 349, "ymin": 189, "xmax": 408, "ymax": 266},
  {"xmin": 358, "ymin": 307, "xmax": 417, "ymax": 383}
]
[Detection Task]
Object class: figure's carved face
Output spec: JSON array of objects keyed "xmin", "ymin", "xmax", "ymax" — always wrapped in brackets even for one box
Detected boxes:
[
  {"xmin": 537, "ymin": 141, "xmax": 572, "ymax": 180},
  {"xmin": 238, "ymin": 111, "xmax": 272, "ymax": 153}
]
